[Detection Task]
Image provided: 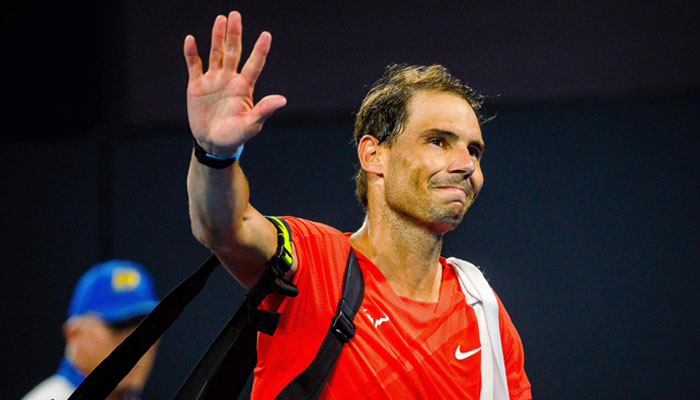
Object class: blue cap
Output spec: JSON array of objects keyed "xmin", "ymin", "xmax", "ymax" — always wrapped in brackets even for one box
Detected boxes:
[{"xmin": 67, "ymin": 260, "xmax": 158, "ymax": 323}]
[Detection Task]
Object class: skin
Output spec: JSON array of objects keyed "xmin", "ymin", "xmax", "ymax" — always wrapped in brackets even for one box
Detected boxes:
[
  {"xmin": 185, "ymin": 12, "xmax": 289, "ymax": 288},
  {"xmin": 63, "ymin": 315, "xmax": 157, "ymax": 399},
  {"xmin": 184, "ymin": 11, "xmax": 484, "ymax": 302},
  {"xmin": 351, "ymin": 90, "xmax": 484, "ymax": 301}
]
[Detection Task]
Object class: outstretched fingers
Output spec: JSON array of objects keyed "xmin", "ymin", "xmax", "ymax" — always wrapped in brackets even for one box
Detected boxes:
[
  {"xmin": 240, "ymin": 32, "xmax": 272, "ymax": 86},
  {"xmin": 183, "ymin": 35, "xmax": 203, "ymax": 81},
  {"xmin": 222, "ymin": 11, "xmax": 243, "ymax": 71},
  {"xmin": 208, "ymin": 15, "xmax": 227, "ymax": 71}
]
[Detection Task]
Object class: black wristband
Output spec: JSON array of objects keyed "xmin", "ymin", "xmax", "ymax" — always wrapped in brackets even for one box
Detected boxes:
[{"xmin": 192, "ymin": 140, "xmax": 244, "ymax": 169}]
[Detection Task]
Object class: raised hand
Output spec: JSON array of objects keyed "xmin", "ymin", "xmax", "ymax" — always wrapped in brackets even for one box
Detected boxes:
[{"xmin": 184, "ymin": 11, "xmax": 286, "ymax": 156}]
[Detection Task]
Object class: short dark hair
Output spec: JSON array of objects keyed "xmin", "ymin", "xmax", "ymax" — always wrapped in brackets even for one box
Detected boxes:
[{"xmin": 353, "ymin": 64, "xmax": 485, "ymax": 209}]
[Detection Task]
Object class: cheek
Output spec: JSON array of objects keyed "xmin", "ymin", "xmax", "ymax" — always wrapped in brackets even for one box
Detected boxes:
[
  {"xmin": 472, "ymin": 168, "xmax": 484, "ymax": 194},
  {"xmin": 389, "ymin": 159, "xmax": 425, "ymax": 193},
  {"xmin": 75, "ymin": 329, "xmax": 120, "ymax": 372},
  {"xmin": 97, "ymin": 332, "xmax": 123, "ymax": 357},
  {"xmin": 386, "ymin": 148, "xmax": 442, "ymax": 197}
]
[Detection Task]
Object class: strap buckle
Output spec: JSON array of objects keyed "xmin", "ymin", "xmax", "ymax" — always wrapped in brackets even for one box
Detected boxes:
[{"xmin": 330, "ymin": 298, "xmax": 356, "ymax": 343}]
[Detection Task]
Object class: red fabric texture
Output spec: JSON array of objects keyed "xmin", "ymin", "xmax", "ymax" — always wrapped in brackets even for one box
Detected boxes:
[{"xmin": 252, "ymin": 216, "xmax": 531, "ymax": 399}]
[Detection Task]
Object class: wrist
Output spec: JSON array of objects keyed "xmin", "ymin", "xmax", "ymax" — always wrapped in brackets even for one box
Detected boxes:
[
  {"xmin": 195, "ymin": 139, "xmax": 242, "ymax": 157},
  {"xmin": 193, "ymin": 140, "xmax": 245, "ymax": 169}
]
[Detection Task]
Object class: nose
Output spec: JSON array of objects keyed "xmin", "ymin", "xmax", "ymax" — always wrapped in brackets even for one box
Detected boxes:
[{"xmin": 447, "ymin": 146, "xmax": 476, "ymax": 177}]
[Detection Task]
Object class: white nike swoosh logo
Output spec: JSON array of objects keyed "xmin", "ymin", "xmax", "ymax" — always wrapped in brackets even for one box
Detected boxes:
[{"xmin": 455, "ymin": 345, "xmax": 481, "ymax": 360}]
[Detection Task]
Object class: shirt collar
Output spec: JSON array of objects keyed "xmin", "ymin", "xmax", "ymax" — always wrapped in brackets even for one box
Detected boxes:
[{"xmin": 56, "ymin": 357, "xmax": 85, "ymax": 389}]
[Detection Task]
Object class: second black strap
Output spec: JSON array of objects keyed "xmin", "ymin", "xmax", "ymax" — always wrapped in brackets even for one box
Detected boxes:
[
  {"xmin": 276, "ymin": 249, "xmax": 365, "ymax": 399},
  {"xmin": 173, "ymin": 299, "xmax": 257, "ymax": 400}
]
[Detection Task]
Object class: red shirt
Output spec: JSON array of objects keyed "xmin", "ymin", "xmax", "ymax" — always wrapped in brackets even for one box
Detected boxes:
[{"xmin": 253, "ymin": 217, "xmax": 531, "ymax": 399}]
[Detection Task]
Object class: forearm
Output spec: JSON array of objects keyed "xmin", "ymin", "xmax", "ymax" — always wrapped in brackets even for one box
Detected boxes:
[
  {"xmin": 187, "ymin": 150, "xmax": 294, "ymax": 287},
  {"xmin": 187, "ymin": 152, "xmax": 250, "ymax": 253}
]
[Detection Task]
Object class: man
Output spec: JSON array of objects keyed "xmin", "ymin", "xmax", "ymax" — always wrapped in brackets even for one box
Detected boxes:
[
  {"xmin": 22, "ymin": 260, "xmax": 159, "ymax": 400},
  {"xmin": 185, "ymin": 11, "xmax": 531, "ymax": 399}
]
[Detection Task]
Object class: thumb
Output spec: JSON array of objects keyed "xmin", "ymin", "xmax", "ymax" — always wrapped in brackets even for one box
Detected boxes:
[{"xmin": 251, "ymin": 94, "xmax": 287, "ymax": 125}]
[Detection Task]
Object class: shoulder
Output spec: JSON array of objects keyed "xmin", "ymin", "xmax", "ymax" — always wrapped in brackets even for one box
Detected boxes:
[
  {"xmin": 280, "ymin": 216, "xmax": 345, "ymax": 239},
  {"xmin": 259, "ymin": 216, "xmax": 350, "ymax": 329},
  {"xmin": 445, "ymin": 257, "xmax": 520, "ymax": 334},
  {"xmin": 280, "ymin": 216, "xmax": 350, "ymax": 265},
  {"xmin": 263, "ymin": 216, "xmax": 350, "ymax": 312},
  {"xmin": 21, "ymin": 375, "xmax": 75, "ymax": 400},
  {"xmin": 445, "ymin": 257, "xmax": 489, "ymax": 302}
]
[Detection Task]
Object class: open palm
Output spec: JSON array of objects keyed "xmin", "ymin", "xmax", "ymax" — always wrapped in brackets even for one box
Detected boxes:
[{"xmin": 184, "ymin": 12, "xmax": 286, "ymax": 156}]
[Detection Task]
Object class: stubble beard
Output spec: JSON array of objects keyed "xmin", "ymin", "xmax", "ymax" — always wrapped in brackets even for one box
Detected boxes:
[
  {"xmin": 385, "ymin": 180, "xmax": 475, "ymax": 234},
  {"xmin": 424, "ymin": 198, "xmax": 471, "ymax": 232},
  {"xmin": 425, "ymin": 176, "xmax": 475, "ymax": 231}
]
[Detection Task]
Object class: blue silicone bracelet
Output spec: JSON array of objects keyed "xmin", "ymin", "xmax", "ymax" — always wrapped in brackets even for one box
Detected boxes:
[{"xmin": 193, "ymin": 140, "xmax": 244, "ymax": 169}]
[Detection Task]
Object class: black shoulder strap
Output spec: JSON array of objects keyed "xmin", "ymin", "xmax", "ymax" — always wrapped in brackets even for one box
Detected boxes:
[
  {"xmin": 276, "ymin": 249, "xmax": 364, "ymax": 399},
  {"xmin": 68, "ymin": 254, "xmax": 222, "ymax": 400}
]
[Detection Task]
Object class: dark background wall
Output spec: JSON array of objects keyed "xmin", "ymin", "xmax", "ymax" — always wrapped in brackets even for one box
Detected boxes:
[{"xmin": 2, "ymin": 1, "xmax": 698, "ymax": 398}]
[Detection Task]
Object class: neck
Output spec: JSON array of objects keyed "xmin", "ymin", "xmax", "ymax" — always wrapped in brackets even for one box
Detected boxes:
[{"xmin": 350, "ymin": 208, "xmax": 444, "ymax": 302}]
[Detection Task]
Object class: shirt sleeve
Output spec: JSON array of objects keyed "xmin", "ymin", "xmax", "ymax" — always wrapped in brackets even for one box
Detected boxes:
[{"xmin": 496, "ymin": 294, "xmax": 532, "ymax": 400}]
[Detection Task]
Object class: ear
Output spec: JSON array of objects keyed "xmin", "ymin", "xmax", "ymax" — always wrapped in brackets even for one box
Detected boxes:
[
  {"xmin": 63, "ymin": 319, "xmax": 75, "ymax": 340},
  {"xmin": 62, "ymin": 317, "xmax": 84, "ymax": 360},
  {"xmin": 63, "ymin": 317, "xmax": 82, "ymax": 341},
  {"xmin": 357, "ymin": 135, "xmax": 385, "ymax": 176}
]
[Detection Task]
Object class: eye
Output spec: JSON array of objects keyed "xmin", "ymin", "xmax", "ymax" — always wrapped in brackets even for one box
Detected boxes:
[
  {"xmin": 430, "ymin": 138, "xmax": 446, "ymax": 147},
  {"xmin": 468, "ymin": 146, "xmax": 482, "ymax": 159}
]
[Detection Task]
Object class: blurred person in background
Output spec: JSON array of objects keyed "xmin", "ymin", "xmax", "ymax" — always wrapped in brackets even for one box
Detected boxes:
[{"xmin": 22, "ymin": 260, "xmax": 159, "ymax": 400}]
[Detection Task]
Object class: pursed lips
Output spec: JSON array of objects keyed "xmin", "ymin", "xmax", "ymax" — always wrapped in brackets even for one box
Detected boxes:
[
  {"xmin": 437, "ymin": 186, "xmax": 466, "ymax": 194},
  {"xmin": 435, "ymin": 185, "xmax": 472, "ymax": 201}
]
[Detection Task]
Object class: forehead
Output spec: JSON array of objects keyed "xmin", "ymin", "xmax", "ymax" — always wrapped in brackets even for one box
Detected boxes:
[{"xmin": 401, "ymin": 90, "xmax": 482, "ymax": 142}]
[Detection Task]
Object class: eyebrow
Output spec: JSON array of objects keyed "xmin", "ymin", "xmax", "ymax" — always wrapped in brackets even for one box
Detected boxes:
[{"xmin": 420, "ymin": 129, "xmax": 485, "ymax": 153}]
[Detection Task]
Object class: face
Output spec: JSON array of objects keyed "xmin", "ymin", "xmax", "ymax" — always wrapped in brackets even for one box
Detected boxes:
[
  {"xmin": 381, "ymin": 90, "xmax": 484, "ymax": 233},
  {"xmin": 65, "ymin": 315, "xmax": 157, "ymax": 395}
]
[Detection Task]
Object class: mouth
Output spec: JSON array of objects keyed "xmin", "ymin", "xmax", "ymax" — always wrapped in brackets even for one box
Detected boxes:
[
  {"xmin": 435, "ymin": 186, "xmax": 471, "ymax": 202},
  {"xmin": 437, "ymin": 184, "xmax": 470, "ymax": 193},
  {"xmin": 436, "ymin": 186, "xmax": 467, "ymax": 194}
]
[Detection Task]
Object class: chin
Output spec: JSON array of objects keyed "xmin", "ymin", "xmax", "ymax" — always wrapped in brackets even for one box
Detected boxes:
[{"xmin": 426, "ymin": 211, "xmax": 464, "ymax": 233}]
